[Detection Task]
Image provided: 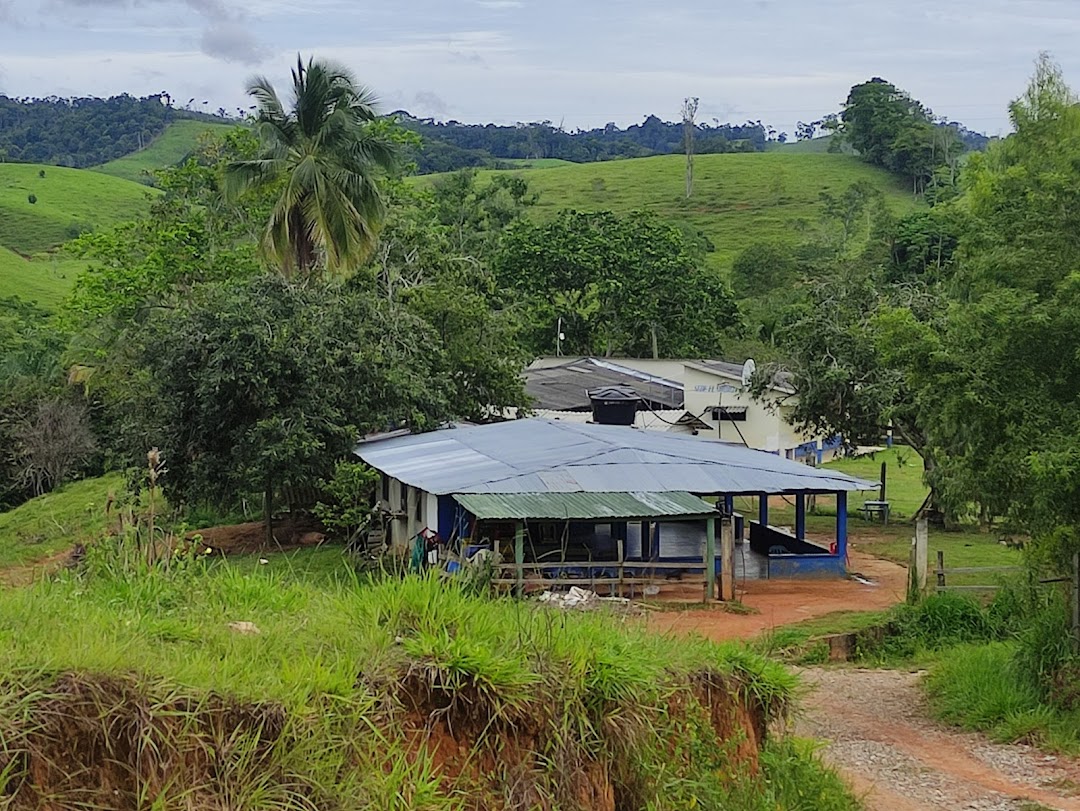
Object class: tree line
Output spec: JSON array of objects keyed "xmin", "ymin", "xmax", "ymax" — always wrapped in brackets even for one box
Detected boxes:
[{"xmin": 397, "ymin": 114, "xmax": 774, "ymax": 173}]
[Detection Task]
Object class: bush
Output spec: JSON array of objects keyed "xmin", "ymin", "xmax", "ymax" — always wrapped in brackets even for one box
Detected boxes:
[
  {"xmin": 27, "ymin": 193, "xmax": 37, "ymax": 204},
  {"xmin": 877, "ymin": 592, "xmax": 999, "ymax": 659},
  {"xmin": 313, "ymin": 460, "xmax": 378, "ymax": 543}
]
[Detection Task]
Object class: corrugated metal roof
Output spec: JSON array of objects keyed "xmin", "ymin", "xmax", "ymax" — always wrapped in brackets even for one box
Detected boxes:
[
  {"xmin": 525, "ymin": 358, "xmax": 683, "ymax": 411},
  {"xmin": 454, "ymin": 491, "xmax": 717, "ymax": 520},
  {"xmin": 355, "ymin": 418, "xmax": 878, "ymax": 496}
]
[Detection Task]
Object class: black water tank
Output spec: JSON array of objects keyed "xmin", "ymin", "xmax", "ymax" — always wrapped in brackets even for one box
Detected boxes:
[{"xmin": 588, "ymin": 385, "xmax": 640, "ymax": 426}]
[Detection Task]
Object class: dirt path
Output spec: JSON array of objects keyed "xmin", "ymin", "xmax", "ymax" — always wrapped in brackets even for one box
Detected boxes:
[
  {"xmin": 648, "ymin": 550, "xmax": 908, "ymax": 640},
  {"xmin": 797, "ymin": 668, "xmax": 1080, "ymax": 811}
]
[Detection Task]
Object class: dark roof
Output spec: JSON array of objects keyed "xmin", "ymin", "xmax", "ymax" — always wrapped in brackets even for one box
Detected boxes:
[{"xmin": 525, "ymin": 358, "xmax": 683, "ymax": 411}]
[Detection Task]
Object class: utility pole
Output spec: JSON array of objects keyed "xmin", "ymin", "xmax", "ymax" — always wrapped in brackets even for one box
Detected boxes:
[{"xmin": 682, "ymin": 97, "xmax": 699, "ymax": 199}]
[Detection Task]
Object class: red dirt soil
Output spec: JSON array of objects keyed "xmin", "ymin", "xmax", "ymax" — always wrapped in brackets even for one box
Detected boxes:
[{"xmin": 647, "ymin": 550, "xmax": 908, "ymax": 642}]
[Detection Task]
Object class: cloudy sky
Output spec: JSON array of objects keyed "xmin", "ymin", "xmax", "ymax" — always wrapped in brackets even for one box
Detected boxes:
[{"xmin": 2, "ymin": 0, "xmax": 1078, "ymax": 135}]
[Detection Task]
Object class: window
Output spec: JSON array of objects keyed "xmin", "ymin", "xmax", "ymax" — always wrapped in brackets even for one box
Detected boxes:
[{"xmin": 712, "ymin": 406, "xmax": 748, "ymax": 422}]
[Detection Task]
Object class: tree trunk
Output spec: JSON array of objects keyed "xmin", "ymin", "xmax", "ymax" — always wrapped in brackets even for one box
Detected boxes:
[
  {"xmin": 264, "ymin": 474, "xmax": 274, "ymax": 547},
  {"xmin": 650, "ymin": 325, "xmax": 659, "ymax": 359}
]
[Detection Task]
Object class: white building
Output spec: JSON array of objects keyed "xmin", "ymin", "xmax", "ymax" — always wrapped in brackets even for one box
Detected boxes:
[{"xmin": 527, "ymin": 357, "xmax": 841, "ymax": 462}]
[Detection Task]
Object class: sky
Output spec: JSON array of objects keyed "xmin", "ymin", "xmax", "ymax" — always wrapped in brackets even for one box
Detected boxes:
[{"xmin": 2, "ymin": 0, "xmax": 1080, "ymax": 136}]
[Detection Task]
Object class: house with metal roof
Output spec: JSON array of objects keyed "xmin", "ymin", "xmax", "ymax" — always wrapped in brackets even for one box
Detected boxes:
[
  {"xmin": 355, "ymin": 418, "xmax": 876, "ymax": 596},
  {"xmin": 528, "ymin": 356, "xmax": 841, "ymax": 460}
]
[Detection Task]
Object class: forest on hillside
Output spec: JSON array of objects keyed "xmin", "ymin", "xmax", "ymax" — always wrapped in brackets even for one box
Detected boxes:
[{"xmin": 0, "ymin": 94, "xmax": 231, "ymax": 168}]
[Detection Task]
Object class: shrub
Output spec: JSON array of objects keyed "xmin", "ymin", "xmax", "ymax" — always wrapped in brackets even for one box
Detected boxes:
[
  {"xmin": 27, "ymin": 193, "xmax": 36, "ymax": 204},
  {"xmin": 313, "ymin": 460, "xmax": 378, "ymax": 544}
]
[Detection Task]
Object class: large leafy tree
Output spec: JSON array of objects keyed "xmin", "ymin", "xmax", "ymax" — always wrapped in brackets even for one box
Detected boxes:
[
  {"xmin": 495, "ymin": 210, "xmax": 740, "ymax": 358},
  {"xmin": 225, "ymin": 56, "xmax": 397, "ymax": 278}
]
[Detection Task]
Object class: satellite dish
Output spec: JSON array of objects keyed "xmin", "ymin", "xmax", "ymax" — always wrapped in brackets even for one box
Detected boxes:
[{"xmin": 741, "ymin": 359, "xmax": 756, "ymax": 388}]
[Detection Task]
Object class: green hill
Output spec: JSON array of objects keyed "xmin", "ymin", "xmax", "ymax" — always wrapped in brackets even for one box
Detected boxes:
[
  {"xmin": 0, "ymin": 246, "xmax": 84, "ymax": 306},
  {"xmin": 94, "ymin": 119, "xmax": 238, "ymax": 184},
  {"xmin": 427, "ymin": 152, "xmax": 918, "ymax": 271},
  {"xmin": 0, "ymin": 163, "xmax": 153, "ymax": 256}
]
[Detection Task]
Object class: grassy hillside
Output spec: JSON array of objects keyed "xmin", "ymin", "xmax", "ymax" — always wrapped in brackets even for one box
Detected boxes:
[
  {"xmin": 429, "ymin": 152, "xmax": 918, "ymax": 272},
  {"xmin": 94, "ymin": 119, "xmax": 238, "ymax": 184},
  {"xmin": 767, "ymin": 135, "xmax": 839, "ymax": 153},
  {"xmin": 0, "ymin": 246, "xmax": 85, "ymax": 307},
  {"xmin": 0, "ymin": 474, "xmax": 122, "ymax": 569},
  {"xmin": 0, "ymin": 164, "xmax": 152, "ymax": 256}
]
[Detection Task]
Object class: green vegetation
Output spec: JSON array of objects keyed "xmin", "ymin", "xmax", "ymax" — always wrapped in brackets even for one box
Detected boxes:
[
  {"xmin": 0, "ymin": 94, "xmax": 171, "ymax": 167},
  {"xmin": 0, "ymin": 163, "xmax": 152, "ymax": 255},
  {"xmin": 926, "ymin": 643, "xmax": 1080, "ymax": 753},
  {"xmin": 0, "ymin": 474, "xmax": 121, "ymax": 568},
  {"xmin": 0, "ymin": 246, "xmax": 84, "ymax": 306},
  {"xmin": 421, "ymin": 152, "xmax": 917, "ymax": 272},
  {"xmin": 93, "ymin": 119, "xmax": 238, "ymax": 184},
  {"xmin": 0, "ymin": 565, "xmax": 861, "ymax": 810},
  {"xmin": 768, "ymin": 135, "xmax": 838, "ymax": 153}
]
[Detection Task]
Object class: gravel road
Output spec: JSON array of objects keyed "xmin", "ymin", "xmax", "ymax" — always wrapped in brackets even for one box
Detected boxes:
[{"xmin": 796, "ymin": 668, "xmax": 1080, "ymax": 811}]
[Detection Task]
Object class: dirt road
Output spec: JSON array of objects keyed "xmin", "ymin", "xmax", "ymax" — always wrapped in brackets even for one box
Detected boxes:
[
  {"xmin": 648, "ymin": 550, "xmax": 908, "ymax": 641},
  {"xmin": 798, "ymin": 668, "xmax": 1080, "ymax": 811}
]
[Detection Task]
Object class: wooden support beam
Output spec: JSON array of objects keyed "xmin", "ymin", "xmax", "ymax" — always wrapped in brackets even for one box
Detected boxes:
[
  {"xmin": 705, "ymin": 516, "xmax": 716, "ymax": 603},
  {"xmin": 758, "ymin": 493, "xmax": 768, "ymax": 528},
  {"xmin": 795, "ymin": 493, "xmax": 806, "ymax": 540},
  {"xmin": 514, "ymin": 522, "xmax": 525, "ymax": 598},
  {"xmin": 720, "ymin": 515, "xmax": 735, "ymax": 602},
  {"xmin": 836, "ymin": 491, "xmax": 848, "ymax": 562}
]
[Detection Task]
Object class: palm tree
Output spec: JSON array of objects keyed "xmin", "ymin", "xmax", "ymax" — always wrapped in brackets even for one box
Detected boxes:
[{"xmin": 226, "ymin": 56, "xmax": 397, "ymax": 278}]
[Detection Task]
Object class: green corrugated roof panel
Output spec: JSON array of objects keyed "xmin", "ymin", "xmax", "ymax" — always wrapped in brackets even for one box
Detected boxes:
[{"xmin": 454, "ymin": 491, "xmax": 718, "ymax": 521}]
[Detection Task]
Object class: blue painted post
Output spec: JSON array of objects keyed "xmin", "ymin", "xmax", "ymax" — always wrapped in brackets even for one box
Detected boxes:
[
  {"xmin": 758, "ymin": 493, "xmax": 769, "ymax": 528},
  {"xmin": 795, "ymin": 493, "xmax": 806, "ymax": 540},
  {"xmin": 723, "ymin": 495, "xmax": 734, "ymax": 514},
  {"xmin": 836, "ymin": 491, "xmax": 848, "ymax": 561}
]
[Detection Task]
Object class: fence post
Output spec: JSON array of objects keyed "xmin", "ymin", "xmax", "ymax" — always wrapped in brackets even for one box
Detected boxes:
[
  {"xmin": 915, "ymin": 518, "xmax": 929, "ymax": 593},
  {"xmin": 936, "ymin": 550, "xmax": 945, "ymax": 592},
  {"xmin": 907, "ymin": 538, "xmax": 918, "ymax": 604},
  {"xmin": 1073, "ymin": 552, "xmax": 1079, "ymax": 655}
]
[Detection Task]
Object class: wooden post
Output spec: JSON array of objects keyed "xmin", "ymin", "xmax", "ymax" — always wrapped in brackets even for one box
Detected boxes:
[
  {"xmin": 514, "ymin": 522, "xmax": 525, "ymax": 598},
  {"xmin": 795, "ymin": 493, "xmax": 806, "ymax": 540},
  {"xmin": 879, "ymin": 461, "xmax": 887, "ymax": 502},
  {"xmin": 936, "ymin": 550, "xmax": 945, "ymax": 592},
  {"xmin": 1073, "ymin": 552, "xmax": 1080, "ymax": 655},
  {"xmin": 758, "ymin": 493, "xmax": 769, "ymax": 528},
  {"xmin": 915, "ymin": 518, "xmax": 928, "ymax": 593},
  {"xmin": 704, "ymin": 516, "xmax": 716, "ymax": 603},
  {"xmin": 720, "ymin": 515, "xmax": 735, "ymax": 601},
  {"xmin": 908, "ymin": 539, "xmax": 918, "ymax": 604},
  {"xmin": 616, "ymin": 534, "xmax": 625, "ymax": 599}
]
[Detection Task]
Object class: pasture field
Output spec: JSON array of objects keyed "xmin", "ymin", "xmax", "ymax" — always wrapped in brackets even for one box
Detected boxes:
[
  {"xmin": 421, "ymin": 151, "xmax": 918, "ymax": 272},
  {"xmin": 0, "ymin": 163, "xmax": 152, "ymax": 256},
  {"xmin": 94, "ymin": 118, "xmax": 238, "ymax": 184},
  {"xmin": 0, "ymin": 245, "xmax": 84, "ymax": 306}
]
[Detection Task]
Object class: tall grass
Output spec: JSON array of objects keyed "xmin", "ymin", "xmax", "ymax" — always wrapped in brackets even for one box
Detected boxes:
[
  {"xmin": 0, "ymin": 562, "xmax": 860, "ymax": 810},
  {"xmin": 925, "ymin": 642, "xmax": 1080, "ymax": 754}
]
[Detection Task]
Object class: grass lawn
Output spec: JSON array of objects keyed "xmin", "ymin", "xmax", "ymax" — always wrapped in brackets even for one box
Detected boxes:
[
  {"xmin": 418, "ymin": 151, "xmax": 919, "ymax": 273},
  {"xmin": 0, "ymin": 474, "xmax": 123, "ymax": 569},
  {"xmin": 0, "ymin": 163, "xmax": 154, "ymax": 256},
  {"xmin": 94, "ymin": 119, "xmax": 239, "ymax": 184}
]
